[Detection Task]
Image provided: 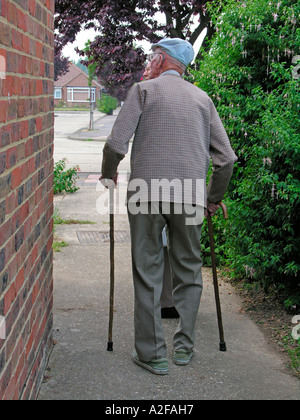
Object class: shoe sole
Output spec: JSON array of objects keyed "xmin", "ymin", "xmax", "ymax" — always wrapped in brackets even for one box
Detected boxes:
[{"xmin": 132, "ymin": 354, "xmax": 169, "ymax": 375}]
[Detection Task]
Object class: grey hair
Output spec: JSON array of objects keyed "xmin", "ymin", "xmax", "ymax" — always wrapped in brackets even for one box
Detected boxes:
[{"xmin": 155, "ymin": 47, "xmax": 187, "ymax": 74}]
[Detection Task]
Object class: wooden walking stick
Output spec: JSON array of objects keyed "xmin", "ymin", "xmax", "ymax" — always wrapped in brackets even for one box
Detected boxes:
[
  {"xmin": 107, "ymin": 179, "xmax": 115, "ymax": 351},
  {"xmin": 207, "ymin": 202, "xmax": 228, "ymax": 352},
  {"xmin": 100, "ymin": 178, "xmax": 115, "ymax": 352}
]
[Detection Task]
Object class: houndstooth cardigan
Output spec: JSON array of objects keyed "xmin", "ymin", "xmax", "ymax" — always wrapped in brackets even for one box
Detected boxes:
[{"xmin": 101, "ymin": 73, "xmax": 237, "ymax": 206}]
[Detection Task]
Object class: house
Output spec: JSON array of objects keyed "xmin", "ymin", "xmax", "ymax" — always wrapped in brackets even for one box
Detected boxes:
[{"xmin": 54, "ymin": 62, "xmax": 102, "ymax": 108}]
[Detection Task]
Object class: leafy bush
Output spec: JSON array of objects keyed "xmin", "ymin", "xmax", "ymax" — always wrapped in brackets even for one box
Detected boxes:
[
  {"xmin": 193, "ymin": 0, "xmax": 300, "ymax": 308},
  {"xmin": 53, "ymin": 158, "xmax": 80, "ymax": 194},
  {"xmin": 97, "ymin": 94, "xmax": 118, "ymax": 115}
]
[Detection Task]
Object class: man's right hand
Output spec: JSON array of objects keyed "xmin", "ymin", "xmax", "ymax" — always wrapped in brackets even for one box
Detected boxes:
[{"xmin": 99, "ymin": 173, "xmax": 118, "ymax": 188}]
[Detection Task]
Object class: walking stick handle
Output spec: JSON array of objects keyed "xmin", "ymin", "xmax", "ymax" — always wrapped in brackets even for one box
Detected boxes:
[
  {"xmin": 100, "ymin": 178, "xmax": 115, "ymax": 190},
  {"xmin": 218, "ymin": 202, "xmax": 228, "ymax": 219}
]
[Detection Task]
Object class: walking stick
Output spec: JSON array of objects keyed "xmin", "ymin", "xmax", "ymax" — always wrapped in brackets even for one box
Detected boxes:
[
  {"xmin": 207, "ymin": 202, "xmax": 228, "ymax": 352},
  {"xmin": 101, "ymin": 178, "xmax": 115, "ymax": 352},
  {"xmin": 107, "ymin": 180, "xmax": 115, "ymax": 351}
]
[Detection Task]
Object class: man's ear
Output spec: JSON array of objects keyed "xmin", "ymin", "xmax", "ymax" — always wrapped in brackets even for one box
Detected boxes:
[{"xmin": 157, "ymin": 53, "xmax": 164, "ymax": 67}]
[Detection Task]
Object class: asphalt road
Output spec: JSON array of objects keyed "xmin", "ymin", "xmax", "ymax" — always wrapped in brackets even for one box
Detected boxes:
[{"xmin": 54, "ymin": 110, "xmax": 131, "ymax": 173}]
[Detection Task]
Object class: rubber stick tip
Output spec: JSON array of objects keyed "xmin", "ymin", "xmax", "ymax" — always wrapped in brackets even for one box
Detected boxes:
[
  {"xmin": 107, "ymin": 342, "xmax": 113, "ymax": 351},
  {"xmin": 219, "ymin": 342, "xmax": 227, "ymax": 352}
]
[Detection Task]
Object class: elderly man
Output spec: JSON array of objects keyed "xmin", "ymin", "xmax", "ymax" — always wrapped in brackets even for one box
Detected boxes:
[
  {"xmin": 143, "ymin": 60, "xmax": 179, "ymax": 320},
  {"xmin": 101, "ymin": 38, "xmax": 237, "ymax": 375}
]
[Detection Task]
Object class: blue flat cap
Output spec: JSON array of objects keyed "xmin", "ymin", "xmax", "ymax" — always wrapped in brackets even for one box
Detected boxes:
[{"xmin": 152, "ymin": 38, "xmax": 194, "ymax": 67}]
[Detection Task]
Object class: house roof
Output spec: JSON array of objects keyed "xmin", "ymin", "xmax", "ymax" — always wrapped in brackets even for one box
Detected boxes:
[{"xmin": 55, "ymin": 62, "xmax": 102, "ymax": 88}]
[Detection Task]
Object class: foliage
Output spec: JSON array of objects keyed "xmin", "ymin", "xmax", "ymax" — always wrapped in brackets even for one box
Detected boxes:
[
  {"xmin": 201, "ymin": 165, "xmax": 229, "ymax": 267},
  {"xmin": 97, "ymin": 94, "xmax": 118, "ymax": 115},
  {"xmin": 201, "ymin": 212, "xmax": 229, "ymax": 267},
  {"xmin": 53, "ymin": 207, "xmax": 95, "ymax": 225},
  {"xmin": 54, "ymin": 49, "xmax": 69, "ymax": 81},
  {"xmin": 282, "ymin": 335, "xmax": 300, "ymax": 377},
  {"xmin": 193, "ymin": 0, "xmax": 300, "ymax": 308},
  {"xmin": 53, "ymin": 236, "xmax": 69, "ymax": 253},
  {"xmin": 54, "ymin": 1, "xmax": 216, "ymax": 100},
  {"xmin": 53, "ymin": 158, "xmax": 80, "ymax": 195},
  {"xmin": 72, "ymin": 60, "xmax": 89, "ymax": 75}
]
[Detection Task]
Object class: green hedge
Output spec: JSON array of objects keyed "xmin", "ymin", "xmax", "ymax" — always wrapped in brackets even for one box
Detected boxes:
[
  {"xmin": 97, "ymin": 94, "xmax": 118, "ymax": 115},
  {"xmin": 193, "ymin": 0, "xmax": 300, "ymax": 309}
]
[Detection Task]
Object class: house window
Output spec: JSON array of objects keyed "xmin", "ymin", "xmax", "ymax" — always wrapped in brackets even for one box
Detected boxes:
[
  {"xmin": 67, "ymin": 87, "xmax": 96, "ymax": 103},
  {"xmin": 54, "ymin": 87, "xmax": 62, "ymax": 99}
]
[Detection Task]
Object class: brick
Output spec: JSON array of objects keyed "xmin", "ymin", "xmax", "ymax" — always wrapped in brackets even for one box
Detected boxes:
[
  {"xmin": 0, "ymin": 271, "xmax": 9, "ymax": 294},
  {"xmin": 2, "ymin": 76, "xmax": 14, "ymax": 97},
  {"xmin": 7, "ymin": 2, "xmax": 17, "ymax": 26},
  {"xmin": 7, "ymin": 99, "xmax": 17, "ymax": 121},
  {"xmin": 21, "ymin": 120, "xmax": 29, "ymax": 140},
  {"xmin": 22, "ymin": 34, "xmax": 29, "ymax": 54},
  {"xmin": 35, "ymin": 116, "xmax": 42, "ymax": 132},
  {"xmin": 16, "ymin": 142, "xmax": 25, "ymax": 161},
  {"xmin": 0, "ymin": 101, "xmax": 7, "ymax": 123},
  {"xmin": 1, "ymin": 127, "xmax": 11, "ymax": 148},
  {"xmin": 6, "ymin": 147, "xmax": 17, "ymax": 169},
  {"xmin": 17, "ymin": 99, "xmax": 26, "ymax": 118},
  {"xmin": 36, "ymin": 42, "xmax": 43, "ymax": 60},
  {"xmin": 0, "ymin": 0, "xmax": 8, "ymax": 18},
  {"xmin": 11, "ymin": 28, "xmax": 22, "ymax": 51},
  {"xmin": 17, "ymin": 8, "xmax": 27, "ymax": 32},
  {"xmin": 6, "ymin": 51, "xmax": 17, "ymax": 73},
  {"xmin": 36, "ymin": 80, "xmax": 43, "ymax": 95},
  {"xmin": 12, "ymin": 77, "xmax": 22, "ymax": 96},
  {"xmin": 0, "ymin": 151, "xmax": 6, "ymax": 175},
  {"xmin": 11, "ymin": 167, "xmax": 22, "ymax": 189},
  {"xmin": 29, "ymin": 0, "xmax": 35, "ymax": 16},
  {"xmin": 10, "ymin": 122, "xmax": 21, "ymax": 143},
  {"xmin": 0, "ymin": 200, "xmax": 5, "ymax": 224},
  {"xmin": 5, "ymin": 191, "xmax": 16, "ymax": 215},
  {"xmin": 0, "ymin": 173, "xmax": 11, "ymax": 199},
  {"xmin": 0, "ymin": 21, "xmax": 12, "ymax": 47},
  {"xmin": 14, "ymin": 226, "xmax": 24, "ymax": 252},
  {"xmin": 0, "ymin": 248, "xmax": 5, "ymax": 273},
  {"xmin": 21, "ymin": 78, "xmax": 30, "ymax": 96},
  {"xmin": 17, "ymin": 185, "xmax": 24, "ymax": 206},
  {"xmin": 0, "ymin": 220, "xmax": 11, "ymax": 248}
]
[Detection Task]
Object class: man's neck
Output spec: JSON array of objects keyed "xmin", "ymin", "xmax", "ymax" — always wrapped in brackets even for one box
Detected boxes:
[{"xmin": 159, "ymin": 69, "xmax": 181, "ymax": 77}]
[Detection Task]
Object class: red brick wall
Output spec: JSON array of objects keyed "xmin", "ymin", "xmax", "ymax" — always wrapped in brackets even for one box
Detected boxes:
[{"xmin": 0, "ymin": 0, "xmax": 54, "ymax": 400}]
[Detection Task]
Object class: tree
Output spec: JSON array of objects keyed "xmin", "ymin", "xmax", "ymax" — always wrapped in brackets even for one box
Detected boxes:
[
  {"xmin": 55, "ymin": 0, "xmax": 215, "ymax": 100},
  {"xmin": 72, "ymin": 60, "xmax": 89, "ymax": 75},
  {"xmin": 54, "ymin": 49, "xmax": 69, "ymax": 81},
  {"xmin": 193, "ymin": 0, "xmax": 300, "ymax": 308}
]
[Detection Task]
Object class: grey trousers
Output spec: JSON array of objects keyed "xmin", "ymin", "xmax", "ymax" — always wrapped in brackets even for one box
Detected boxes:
[
  {"xmin": 128, "ymin": 202, "xmax": 204, "ymax": 361},
  {"xmin": 161, "ymin": 246, "xmax": 174, "ymax": 308}
]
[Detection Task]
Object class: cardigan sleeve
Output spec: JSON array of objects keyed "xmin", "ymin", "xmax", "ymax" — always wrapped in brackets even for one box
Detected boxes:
[
  {"xmin": 207, "ymin": 98, "xmax": 237, "ymax": 204},
  {"xmin": 101, "ymin": 84, "xmax": 144, "ymax": 178}
]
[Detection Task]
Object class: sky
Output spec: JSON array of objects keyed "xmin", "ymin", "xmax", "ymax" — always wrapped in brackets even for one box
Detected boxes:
[{"xmin": 62, "ymin": 15, "xmax": 207, "ymax": 65}]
